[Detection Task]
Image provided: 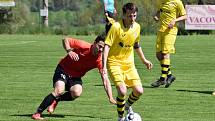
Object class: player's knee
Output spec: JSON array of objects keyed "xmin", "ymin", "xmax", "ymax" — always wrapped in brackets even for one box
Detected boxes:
[
  {"xmin": 72, "ymin": 93, "xmax": 81, "ymax": 98},
  {"xmin": 53, "ymin": 89, "xmax": 64, "ymax": 97},
  {"xmin": 156, "ymin": 53, "xmax": 164, "ymax": 60},
  {"xmin": 136, "ymin": 89, "xmax": 143, "ymax": 96},
  {"xmin": 71, "ymin": 90, "xmax": 82, "ymax": 98},
  {"xmin": 133, "ymin": 87, "xmax": 144, "ymax": 96},
  {"xmin": 117, "ymin": 85, "xmax": 127, "ymax": 96}
]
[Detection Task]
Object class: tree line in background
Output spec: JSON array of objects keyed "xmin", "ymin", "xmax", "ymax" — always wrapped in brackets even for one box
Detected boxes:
[{"xmin": 0, "ymin": 0, "xmax": 214, "ymax": 35}]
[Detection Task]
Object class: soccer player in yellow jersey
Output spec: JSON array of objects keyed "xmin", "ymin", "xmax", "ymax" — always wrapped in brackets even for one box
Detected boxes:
[
  {"xmin": 151, "ymin": 0, "xmax": 187, "ymax": 88},
  {"xmin": 102, "ymin": 3, "xmax": 153, "ymax": 121}
]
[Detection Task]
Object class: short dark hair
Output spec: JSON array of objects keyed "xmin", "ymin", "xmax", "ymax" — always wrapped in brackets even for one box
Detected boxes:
[
  {"xmin": 122, "ymin": 3, "xmax": 138, "ymax": 14},
  {"xmin": 94, "ymin": 33, "xmax": 106, "ymax": 43}
]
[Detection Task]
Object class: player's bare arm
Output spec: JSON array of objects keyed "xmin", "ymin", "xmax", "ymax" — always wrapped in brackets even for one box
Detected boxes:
[
  {"xmin": 100, "ymin": 70, "xmax": 116, "ymax": 105},
  {"xmin": 62, "ymin": 38, "xmax": 79, "ymax": 61},
  {"xmin": 168, "ymin": 15, "xmax": 187, "ymax": 29},
  {"xmin": 102, "ymin": 44, "xmax": 110, "ymax": 74},
  {"xmin": 134, "ymin": 44, "xmax": 153, "ymax": 70}
]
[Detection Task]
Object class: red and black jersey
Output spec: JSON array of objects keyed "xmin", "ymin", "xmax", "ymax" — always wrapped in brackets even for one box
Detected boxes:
[{"xmin": 59, "ymin": 38, "xmax": 102, "ymax": 77}]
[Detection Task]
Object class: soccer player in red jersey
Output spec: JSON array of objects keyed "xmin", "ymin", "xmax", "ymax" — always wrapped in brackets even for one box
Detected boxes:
[{"xmin": 32, "ymin": 34, "xmax": 116, "ymax": 120}]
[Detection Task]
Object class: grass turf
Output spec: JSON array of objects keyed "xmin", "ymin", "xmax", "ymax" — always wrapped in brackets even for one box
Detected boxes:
[{"xmin": 0, "ymin": 34, "xmax": 215, "ymax": 121}]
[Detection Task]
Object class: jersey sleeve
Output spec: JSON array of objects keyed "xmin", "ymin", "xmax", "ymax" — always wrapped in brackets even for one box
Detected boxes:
[
  {"xmin": 135, "ymin": 23, "xmax": 141, "ymax": 43},
  {"xmin": 68, "ymin": 38, "xmax": 90, "ymax": 49},
  {"xmin": 177, "ymin": 1, "xmax": 186, "ymax": 16},
  {"xmin": 105, "ymin": 23, "xmax": 118, "ymax": 47}
]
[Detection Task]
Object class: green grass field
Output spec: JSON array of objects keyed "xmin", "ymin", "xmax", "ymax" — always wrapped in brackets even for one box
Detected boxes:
[{"xmin": 0, "ymin": 34, "xmax": 215, "ymax": 121}]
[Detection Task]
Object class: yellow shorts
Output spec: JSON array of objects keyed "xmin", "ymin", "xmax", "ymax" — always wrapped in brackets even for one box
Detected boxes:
[
  {"xmin": 108, "ymin": 64, "xmax": 142, "ymax": 88},
  {"xmin": 156, "ymin": 31, "xmax": 177, "ymax": 54}
]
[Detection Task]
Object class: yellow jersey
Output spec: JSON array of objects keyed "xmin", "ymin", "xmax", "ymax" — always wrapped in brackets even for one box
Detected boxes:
[
  {"xmin": 157, "ymin": 0, "xmax": 186, "ymax": 34},
  {"xmin": 105, "ymin": 19, "xmax": 140, "ymax": 66}
]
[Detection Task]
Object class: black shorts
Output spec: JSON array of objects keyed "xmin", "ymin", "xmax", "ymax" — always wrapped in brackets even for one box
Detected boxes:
[{"xmin": 52, "ymin": 65, "xmax": 83, "ymax": 91}]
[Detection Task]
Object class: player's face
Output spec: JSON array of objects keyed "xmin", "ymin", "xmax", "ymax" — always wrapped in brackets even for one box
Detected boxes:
[
  {"xmin": 92, "ymin": 41, "xmax": 104, "ymax": 55},
  {"xmin": 123, "ymin": 10, "xmax": 137, "ymax": 27}
]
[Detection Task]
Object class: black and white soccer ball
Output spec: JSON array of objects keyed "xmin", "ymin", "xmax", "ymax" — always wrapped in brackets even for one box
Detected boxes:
[{"xmin": 125, "ymin": 112, "xmax": 142, "ymax": 121}]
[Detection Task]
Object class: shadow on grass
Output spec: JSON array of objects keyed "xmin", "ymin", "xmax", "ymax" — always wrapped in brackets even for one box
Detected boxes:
[
  {"xmin": 10, "ymin": 113, "xmax": 106, "ymax": 119},
  {"xmin": 94, "ymin": 84, "xmax": 155, "ymax": 88},
  {"xmin": 94, "ymin": 84, "xmax": 115, "ymax": 87},
  {"xmin": 143, "ymin": 85, "xmax": 155, "ymax": 88},
  {"xmin": 176, "ymin": 89, "xmax": 213, "ymax": 95}
]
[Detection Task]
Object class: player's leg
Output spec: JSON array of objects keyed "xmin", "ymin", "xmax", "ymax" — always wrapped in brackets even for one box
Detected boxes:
[
  {"xmin": 47, "ymin": 80, "xmax": 65, "ymax": 114},
  {"xmin": 46, "ymin": 65, "xmax": 71, "ymax": 114},
  {"xmin": 69, "ymin": 84, "xmax": 82, "ymax": 100},
  {"xmin": 151, "ymin": 52, "xmax": 167, "ymax": 87},
  {"xmin": 164, "ymin": 62, "xmax": 176, "ymax": 88},
  {"xmin": 152, "ymin": 32, "xmax": 176, "ymax": 87},
  {"xmin": 32, "ymin": 80, "xmax": 65, "ymax": 119},
  {"xmin": 32, "ymin": 65, "xmax": 67, "ymax": 120},
  {"xmin": 48, "ymin": 77, "xmax": 83, "ymax": 114},
  {"xmin": 126, "ymin": 85, "xmax": 143, "ymax": 110},
  {"xmin": 151, "ymin": 32, "xmax": 166, "ymax": 87},
  {"xmin": 163, "ymin": 33, "xmax": 176, "ymax": 88},
  {"xmin": 58, "ymin": 77, "xmax": 83, "ymax": 101},
  {"xmin": 108, "ymin": 65, "xmax": 127, "ymax": 120},
  {"xmin": 124, "ymin": 67, "xmax": 143, "ymax": 111},
  {"xmin": 155, "ymin": 52, "xmax": 175, "ymax": 88},
  {"xmin": 123, "ymin": 85, "xmax": 143, "ymax": 121},
  {"xmin": 116, "ymin": 83, "xmax": 127, "ymax": 121},
  {"xmin": 121, "ymin": 67, "xmax": 142, "ymax": 121},
  {"xmin": 159, "ymin": 53, "xmax": 170, "ymax": 84}
]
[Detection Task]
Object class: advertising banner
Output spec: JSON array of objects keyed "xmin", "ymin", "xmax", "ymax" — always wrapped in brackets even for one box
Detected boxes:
[
  {"xmin": 185, "ymin": 5, "xmax": 215, "ymax": 30},
  {"xmin": 0, "ymin": 0, "xmax": 15, "ymax": 6}
]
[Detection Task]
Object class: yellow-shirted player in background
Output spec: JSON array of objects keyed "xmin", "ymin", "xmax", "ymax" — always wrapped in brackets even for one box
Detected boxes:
[
  {"xmin": 151, "ymin": 0, "xmax": 187, "ymax": 88},
  {"xmin": 102, "ymin": 3, "xmax": 153, "ymax": 121}
]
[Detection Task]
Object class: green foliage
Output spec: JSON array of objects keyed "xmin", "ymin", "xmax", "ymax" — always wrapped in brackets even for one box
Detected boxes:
[{"xmin": 0, "ymin": 0, "xmax": 214, "ymax": 35}]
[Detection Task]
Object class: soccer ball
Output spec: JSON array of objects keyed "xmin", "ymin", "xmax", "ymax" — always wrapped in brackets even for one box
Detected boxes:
[{"xmin": 125, "ymin": 112, "xmax": 142, "ymax": 121}]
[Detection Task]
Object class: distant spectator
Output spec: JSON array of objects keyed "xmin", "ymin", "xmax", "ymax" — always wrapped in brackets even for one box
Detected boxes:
[{"xmin": 103, "ymin": 0, "xmax": 117, "ymax": 33}]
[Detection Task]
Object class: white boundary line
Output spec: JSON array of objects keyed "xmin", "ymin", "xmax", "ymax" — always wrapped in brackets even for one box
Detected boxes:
[{"xmin": 0, "ymin": 41, "xmax": 37, "ymax": 46}]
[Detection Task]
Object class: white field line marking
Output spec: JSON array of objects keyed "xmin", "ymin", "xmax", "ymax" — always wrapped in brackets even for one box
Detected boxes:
[{"xmin": 0, "ymin": 41, "xmax": 37, "ymax": 46}]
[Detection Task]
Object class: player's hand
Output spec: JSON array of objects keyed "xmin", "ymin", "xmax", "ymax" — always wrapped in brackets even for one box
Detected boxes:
[
  {"xmin": 102, "ymin": 68, "xmax": 108, "ymax": 75},
  {"xmin": 68, "ymin": 51, "xmax": 79, "ymax": 61},
  {"xmin": 154, "ymin": 16, "xmax": 159, "ymax": 21},
  {"xmin": 104, "ymin": 12, "xmax": 108, "ymax": 17},
  {"xmin": 144, "ymin": 60, "xmax": 153, "ymax": 70},
  {"xmin": 109, "ymin": 98, "xmax": 117, "ymax": 105},
  {"xmin": 168, "ymin": 20, "xmax": 176, "ymax": 29}
]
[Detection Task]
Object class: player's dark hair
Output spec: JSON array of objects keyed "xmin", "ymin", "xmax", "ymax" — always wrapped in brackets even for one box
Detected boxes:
[
  {"xmin": 95, "ymin": 33, "xmax": 106, "ymax": 43},
  {"xmin": 122, "ymin": 3, "xmax": 138, "ymax": 14}
]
